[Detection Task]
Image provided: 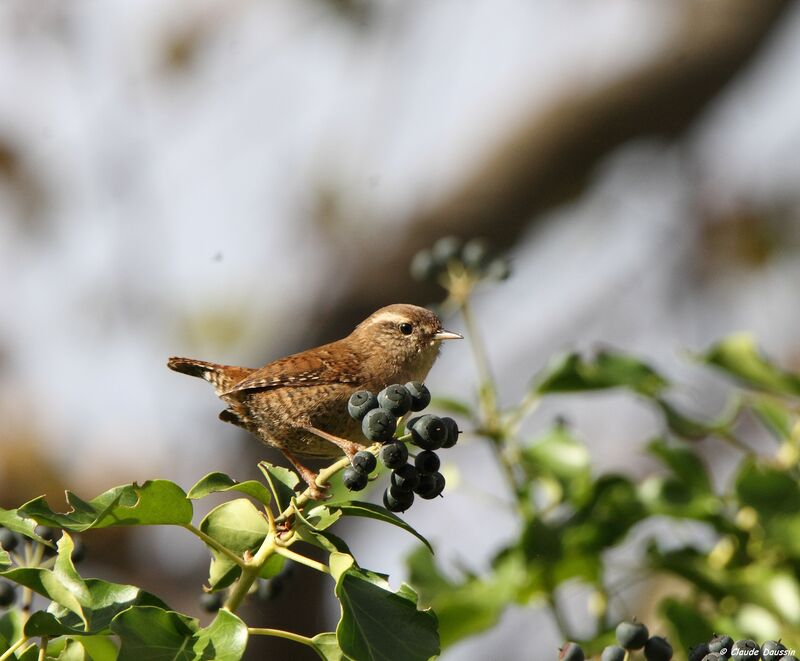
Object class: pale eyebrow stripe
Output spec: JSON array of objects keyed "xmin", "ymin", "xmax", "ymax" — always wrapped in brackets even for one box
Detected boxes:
[{"xmin": 363, "ymin": 311, "xmax": 409, "ymax": 326}]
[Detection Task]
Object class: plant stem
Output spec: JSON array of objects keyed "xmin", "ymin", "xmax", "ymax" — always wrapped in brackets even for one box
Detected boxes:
[
  {"xmin": 247, "ymin": 628, "xmax": 315, "ymax": 646},
  {"xmin": 224, "ymin": 533, "xmax": 276, "ymax": 612},
  {"xmin": 37, "ymin": 638, "xmax": 48, "ymax": 661},
  {"xmin": 182, "ymin": 524, "xmax": 246, "ymax": 568},
  {"xmin": 0, "ymin": 637, "xmax": 28, "ymax": 661},
  {"xmin": 274, "ymin": 546, "xmax": 330, "ymax": 574},
  {"xmin": 460, "ymin": 298, "xmax": 498, "ymax": 430},
  {"xmin": 275, "ymin": 442, "xmax": 381, "ymax": 523},
  {"xmin": 506, "ymin": 389, "xmax": 540, "ymax": 433}
]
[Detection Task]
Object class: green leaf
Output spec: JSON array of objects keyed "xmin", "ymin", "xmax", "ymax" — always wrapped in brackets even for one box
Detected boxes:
[
  {"xmin": 750, "ymin": 397, "xmax": 794, "ymax": 441},
  {"xmin": 19, "ymin": 481, "xmax": 193, "ymax": 531},
  {"xmin": 702, "ymin": 333, "xmax": 800, "ymax": 397},
  {"xmin": 199, "ymin": 499, "xmax": 271, "ymax": 590},
  {"xmin": 521, "ymin": 424, "xmax": 590, "ymax": 489},
  {"xmin": 295, "ymin": 527, "xmax": 353, "ymax": 555},
  {"xmin": 69, "ymin": 635, "xmax": 118, "ymax": 661},
  {"xmin": 0, "ymin": 508, "xmax": 48, "ymax": 543},
  {"xmin": 331, "ymin": 553, "xmax": 439, "ymax": 661},
  {"xmin": 329, "ymin": 502, "xmax": 433, "ymax": 553},
  {"xmin": 303, "ymin": 506, "xmax": 343, "ymax": 532},
  {"xmin": 648, "ymin": 438, "xmax": 711, "ymax": 494},
  {"xmin": 57, "ymin": 640, "xmax": 90, "ymax": 661},
  {"xmin": 258, "ymin": 462, "xmax": 299, "ymax": 512},
  {"xmin": 0, "ymin": 549, "xmax": 10, "ymax": 570},
  {"xmin": 406, "ymin": 546, "xmax": 513, "ymax": 649},
  {"xmin": 0, "ymin": 610, "xmax": 23, "ymax": 652},
  {"xmin": 429, "ymin": 396, "xmax": 473, "ymax": 417},
  {"xmin": 311, "ymin": 632, "xmax": 349, "ymax": 661},
  {"xmin": 2, "ymin": 534, "xmax": 168, "ymax": 636},
  {"xmin": 656, "ymin": 399, "xmax": 718, "ymax": 440},
  {"xmin": 111, "ymin": 606, "xmax": 248, "ymax": 661},
  {"xmin": 187, "ymin": 472, "xmax": 271, "ymax": 506},
  {"xmin": 533, "ymin": 349, "xmax": 668, "ymax": 396},
  {"xmin": 735, "ymin": 459, "xmax": 800, "ymax": 515}
]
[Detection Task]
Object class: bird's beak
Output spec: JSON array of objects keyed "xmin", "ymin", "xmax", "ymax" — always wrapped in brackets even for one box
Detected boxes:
[{"xmin": 434, "ymin": 329, "xmax": 463, "ymax": 341}]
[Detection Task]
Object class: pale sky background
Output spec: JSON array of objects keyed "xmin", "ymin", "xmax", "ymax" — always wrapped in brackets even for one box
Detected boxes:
[{"xmin": 2, "ymin": 1, "xmax": 800, "ymax": 658}]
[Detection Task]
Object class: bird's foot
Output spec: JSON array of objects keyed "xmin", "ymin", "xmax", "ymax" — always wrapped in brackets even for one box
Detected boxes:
[{"xmin": 303, "ymin": 425, "xmax": 362, "ymax": 460}]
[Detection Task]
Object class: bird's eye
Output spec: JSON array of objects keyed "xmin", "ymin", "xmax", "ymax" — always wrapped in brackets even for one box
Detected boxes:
[{"xmin": 399, "ymin": 322, "xmax": 413, "ymax": 336}]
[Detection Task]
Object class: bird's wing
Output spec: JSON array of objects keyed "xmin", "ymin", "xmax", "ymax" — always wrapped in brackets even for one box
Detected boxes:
[{"xmin": 222, "ymin": 346, "xmax": 363, "ymax": 396}]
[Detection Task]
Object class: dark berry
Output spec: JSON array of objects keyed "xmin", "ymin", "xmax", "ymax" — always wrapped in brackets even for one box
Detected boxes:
[
  {"xmin": 351, "ymin": 451, "xmax": 377, "ymax": 474},
  {"xmin": 415, "ymin": 450, "xmax": 441, "ymax": 474},
  {"xmin": 689, "ymin": 644, "xmax": 710, "ymax": 661},
  {"xmin": 731, "ymin": 640, "xmax": 759, "ymax": 659},
  {"xmin": 348, "ymin": 390, "xmax": 378, "ymax": 421},
  {"xmin": 405, "ymin": 382, "xmax": 431, "ymax": 412},
  {"xmin": 616, "ymin": 620, "xmax": 649, "ymax": 650},
  {"xmin": 644, "ymin": 635, "xmax": 673, "ymax": 661},
  {"xmin": 361, "ymin": 408, "xmax": 397, "ymax": 443},
  {"xmin": 409, "ymin": 415, "xmax": 446, "ymax": 450},
  {"xmin": 431, "ymin": 236, "xmax": 462, "ymax": 266},
  {"xmin": 0, "ymin": 528, "xmax": 18, "ymax": 552},
  {"xmin": 486, "ymin": 257, "xmax": 511, "ymax": 280},
  {"xmin": 410, "ymin": 250, "xmax": 437, "ymax": 282},
  {"xmin": 441, "ymin": 417, "xmax": 460, "ymax": 448},
  {"xmin": 762, "ymin": 641, "xmax": 787, "ymax": 659},
  {"xmin": 601, "ymin": 646, "xmax": 626, "ymax": 661},
  {"xmin": 383, "ymin": 486, "xmax": 414, "ymax": 512},
  {"xmin": 343, "ymin": 467, "xmax": 369, "ymax": 491},
  {"xmin": 199, "ymin": 591, "xmax": 223, "ymax": 612},
  {"xmin": 461, "ymin": 238, "xmax": 490, "ymax": 271},
  {"xmin": 379, "ymin": 442, "xmax": 408, "ymax": 469},
  {"xmin": 35, "ymin": 525, "xmax": 56, "ymax": 542},
  {"xmin": 377, "ymin": 385, "xmax": 412, "ymax": 417},
  {"xmin": 71, "ymin": 537, "xmax": 86, "ymax": 564},
  {"xmin": 709, "ymin": 635, "xmax": 733, "ymax": 654},
  {"xmin": 0, "ymin": 581, "xmax": 15, "ymax": 608},
  {"xmin": 559, "ymin": 642, "xmax": 585, "ymax": 661},
  {"xmin": 415, "ymin": 472, "xmax": 445, "ymax": 499},
  {"xmin": 391, "ymin": 464, "xmax": 420, "ymax": 492}
]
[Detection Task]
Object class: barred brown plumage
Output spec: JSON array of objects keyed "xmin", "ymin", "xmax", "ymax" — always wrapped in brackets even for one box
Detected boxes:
[{"xmin": 167, "ymin": 304, "xmax": 461, "ymax": 499}]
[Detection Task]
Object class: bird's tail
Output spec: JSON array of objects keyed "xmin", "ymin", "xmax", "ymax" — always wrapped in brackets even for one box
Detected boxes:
[{"xmin": 167, "ymin": 357, "xmax": 254, "ymax": 396}]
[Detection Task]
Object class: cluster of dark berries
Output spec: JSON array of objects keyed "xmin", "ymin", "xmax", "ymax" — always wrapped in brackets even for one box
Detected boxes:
[
  {"xmin": 689, "ymin": 634, "xmax": 796, "ymax": 660},
  {"xmin": 346, "ymin": 382, "xmax": 459, "ymax": 513},
  {"xmin": 561, "ymin": 622, "xmax": 797, "ymax": 661},
  {"xmin": 410, "ymin": 236, "xmax": 511, "ymax": 284},
  {"xmin": 560, "ymin": 620, "xmax": 672, "ymax": 661}
]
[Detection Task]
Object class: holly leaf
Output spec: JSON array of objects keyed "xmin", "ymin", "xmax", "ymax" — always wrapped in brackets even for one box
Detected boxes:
[
  {"xmin": 648, "ymin": 438, "xmax": 712, "ymax": 495},
  {"xmin": 533, "ymin": 349, "xmax": 668, "ymax": 396},
  {"xmin": 702, "ymin": 333, "xmax": 800, "ymax": 397},
  {"xmin": 111, "ymin": 607, "xmax": 247, "ymax": 661},
  {"xmin": 330, "ymin": 502, "xmax": 433, "ymax": 553},
  {"xmin": 0, "ymin": 508, "xmax": 49, "ymax": 544},
  {"xmin": 258, "ymin": 462, "xmax": 299, "ymax": 512},
  {"xmin": 331, "ymin": 553, "xmax": 439, "ymax": 661},
  {"xmin": 1, "ymin": 534, "xmax": 168, "ymax": 636},
  {"xmin": 18, "ymin": 481, "xmax": 193, "ymax": 531},
  {"xmin": 199, "ymin": 499, "xmax": 282, "ymax": 590},
  {"xmin": 750, "ymin": 397, "xmax": 794, "ymax": 441},
  {"xmin": 188, "ymin": 472, "xmax": 271, "ymax": 507},
  {"xmin": 311, "ymin": 632, "xmax": 349, "ymax": 661}
]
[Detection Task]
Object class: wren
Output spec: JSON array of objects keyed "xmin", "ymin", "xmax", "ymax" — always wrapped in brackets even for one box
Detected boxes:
[{"xmin": 167, "ymin": 304, "xmax": 461, "ymax": 498}]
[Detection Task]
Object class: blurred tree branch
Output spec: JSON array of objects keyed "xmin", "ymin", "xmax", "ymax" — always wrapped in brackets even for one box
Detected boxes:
[{"xmin": 313, "ymin": 0, "xmax": 790, "ymax": 339}]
